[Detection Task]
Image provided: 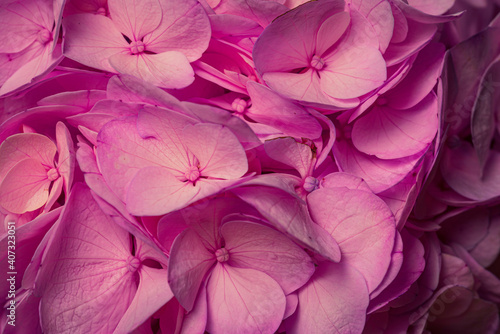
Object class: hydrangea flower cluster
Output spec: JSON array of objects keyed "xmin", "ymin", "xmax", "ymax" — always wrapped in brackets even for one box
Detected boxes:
[{"xmin": 1, "ymin": 0, "xmax": 499, "ymax": 333}]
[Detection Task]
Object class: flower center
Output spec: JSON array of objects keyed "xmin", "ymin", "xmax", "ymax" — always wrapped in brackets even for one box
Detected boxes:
[
  {"xmin": 303, "ymin": 176, "xmax": 319, "ymax": 192},
  {"xmin": 37, "ymin": 29, "xmax": 52, "ymax": 45},
  {"xmin": 185, "ymin": 165, "xmax": 200, "ymax": 182},
  {"xmin": 126, "ymin": 255, "xmax": 141, "ymax": 273},
  {"xmin": 232, "ymin": 98, "xmax": 248, "ymax": 114},
  {"xmin": 310, "ymin": 55, "xmax": 325, "ymax": 71},
  {"xmin": 215, "ymin": 248, "xmax": 229, "ymax": 263},
  {"xmin": 46, "ymin": 167, "xmax": 59, "ymax": 181},
  {"xmin": 129, "ymin": 41, "xmax": 145, "ymax": 55}
]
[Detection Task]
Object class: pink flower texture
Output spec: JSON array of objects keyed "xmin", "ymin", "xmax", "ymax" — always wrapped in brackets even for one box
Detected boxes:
[{"xmin": 1, "ymin": 0, "xmax": 500, "ymax": 333}]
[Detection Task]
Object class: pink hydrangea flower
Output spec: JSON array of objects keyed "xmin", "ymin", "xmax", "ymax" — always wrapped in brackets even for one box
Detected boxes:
[{"xmin": 63, "ymin": 0, "xmax": 211, "ymax": 88}]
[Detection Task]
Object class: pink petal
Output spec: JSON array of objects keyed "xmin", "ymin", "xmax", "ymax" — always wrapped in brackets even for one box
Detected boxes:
[
  {"xmin": 351, "ymin": 0, "xmax": 395, "ymax": 52},
  {"xmin": 253, "ymin": 0, "xmax": 345, "ymax": 73},
  {"xmin": 307, "ymin": 187, "xmax": 396, "ymax": 293},
  {"xmin": 37, "ymin": 184, "xmax": 137, "ymax": 333},
  {"xmin": 0, "ymin": 133, "xmax": 57, "ymax": 180},
  {"xmin": 264, "ymin": 137, "xmax": 313, "ymax": 179},
  {"xmin": 0, "ymin": 0, "xmax": 53, "ymax": 53},
  {"xmin": 320, "ymin": 172, "xmax": 372, "ymax": 192},
  {"xmin": 126, "ymin": 166, "xmax": 245, "ymax": 215},
  {"xmin": 386, "ymin": 42, "xmax": 445, "ymax": 110},
  {"xmin": 407, "ymin": 0, "xmax": 455, "ymax": 15},
  {"xmin": 441, "ymin": 141, "xmax": 500, "ymax": 201},
  {"xmin": 0, "ymin": 159, "xmax": 51, "ymax": 214},
  {"xmin": 246, "ymin": 81, "xmax": 322, "ymax": 140},
  {"xmin": 168, "ymin": 228, "xmax": 215, "ymax": 311},
  {"xmin": 0, "ymin": 43, "xmax": 63, "ymax": 96},
  {"xmin": 352, "ymin": 92, "xmax": 438, "ymax": 159},
  {"xmin": 315, "ymin": 12, "xmax": 350, "ymax": 56},
  {"xmin": 181, "ymin": 283, "xmax": 209, "ymax": 334},
  {"xmin": 333, "ymin": 138, "xmax": 423, "ymax": 193},
  {"xmin": 108, "ymin": 0, "xmax": 162, "ymax": 40},
  {"xmin": 109, "ymin": 52, "xmax": 194, "ymax": 89},
  {"xmin": 212, "ymin": 0, "xmax": 287, "ymax": 27},
  {"xmin": 368, "ymin": 229, "xmax": 424, "ymax": 312},
  {"xmin": 115, "ymin": 266, "xmax": 173, "ymax": 333},
  {"xmin": 181, "ymin": 123, "xmax": 248, "ymax": 179},
  {"xmin": 55, "ymin": 122, "xmax": 75, "ymax": 196},
  {"xmin": 285, "ymin": 262, "xmax": 369, "ymax": 334},
  {"xmin": 142, "ymin": 0, "xmax": 211, "ymax": 62},
  {"xmin": 206, "ymin": 264, "xmax": 286, "ymax": 334},
  {"xmin": 221, "ymin": 221, "xmax": 314, "ymax": 294},
  {"xmin": 62, "ymin": 13, "xmax": 129, "ymax": 72},
  {"xmin": 232, "ymin": 184, "xmax": 341, "ymax": 262}
]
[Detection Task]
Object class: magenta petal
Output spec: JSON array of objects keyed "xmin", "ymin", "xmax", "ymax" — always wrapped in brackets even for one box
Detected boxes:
[
  {"xmin": 0, "ymin": 133, "xmax": 57, "ymax": 179},
  {"xmin": 222, "ymin": 221, "xmax": 314, "ymax": 294},
  {"xmin": 182, "ymin": 123, "xmax": 247, "ymax": 179},
  {"xmin": 352, "ymin": 92, "xmax": 438, "ymax": 159},
  {"xmin": 115, "ymin": 266, "xmax": 173, "ymax": 333},
  {"xmin": 307, "ymin": 187, "xmax": 396, "ymax": 293},
  {"xmin": 285, "ymin": 262, "xmax": 369, "ymax": 334},
  {"xmin": 168, "ymin": 229, "xmax": 215, "ymax": 311},
  {"xmin": 206, "ymin": 264, "xmax": 286, "ymax": 334},
  {"xmin": 108, "ymin": 0, "xmax": 162, "ymax": 40},
  {"xmin": 63, "ymin": 14, "xmax": 129, "ymax": 72},
  {"xmin": 38, "ymin": 184, "xmax": 136, "ymax": 333},
  {"xmin": 0, "ymin": 159, "xmax": 51, "ymax": 214},
  {"xmin": 109, "ymin": 52, "xmax": 194, "ymax": 89}
]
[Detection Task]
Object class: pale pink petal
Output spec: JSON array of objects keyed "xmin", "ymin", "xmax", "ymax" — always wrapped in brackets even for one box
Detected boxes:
[
  {"xmin": 168, "ymin": 228, "xmax": 215, "ymax": 311},
  {"xmin": 108, "ymin": 0, "xmax": 162, "ymax": 40},
  {"xmin": 212, "ymin": 0, "xmax": 287, "ymax": 27},
  {"xmin": 264, "ymin": 137, "xmax": 313, "ymax": 179},
  {"xmin": 44, "ymin": 175, "xmax": 63, "ymax": 212},
  {"xmin": 37, "ymin": 184, "xmax": 136, "ymax": 333},
  {"xmin": 284, "ymin": 293, "xmax": 299, "ymax": 319},
  {"xmin": 206, "ymin": 264, "xmax": 286, "ymax": 334},
  {"xmin": 142, "ymin": 0, "xmax": 211, "ymax": 62},
  {"xmin": 222, "ymin": 221, "xmax": 314, "ymax": 294},
  {"xmin": 181, "ymin": 123, "xmax": 248, "ymax": 179},
  {"xmin": 232, "ymin": 184, "xmax": 341, "ymax": 262},
  {"xmin": 263, "ymin": 70, "xmax": 330, "ymax": 104},
  {"xmin": 109, "ymin": 52, "xmax": 194, "ymax": 89},
  {"xmin": 285, "ymin": 262, "xmax": 369, "ymax": 334},
  {"xmin": 307, "ymin": 187, "xmax": 396, "ymax": 293},
  {"xmin": 0, "ymin": 133, "xmax": 56, "ymax": 179},
  {"xmin": 352, "ymin": 92, "xmax": 438, "ymax": 159},
  {"xmin": 62, "ymin": 13, "xmax": 129, "ymax": 72},
  {"xmin": 0, "ymin": 159, "xmax": 51, "ymax": 214},
  {"xmin": 115, "ymin": 266, "xmax": 173, "ymax": 333},
  {"xmin": 181, "ymin": 283, "xmax": 208, "ymax": 334}
]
